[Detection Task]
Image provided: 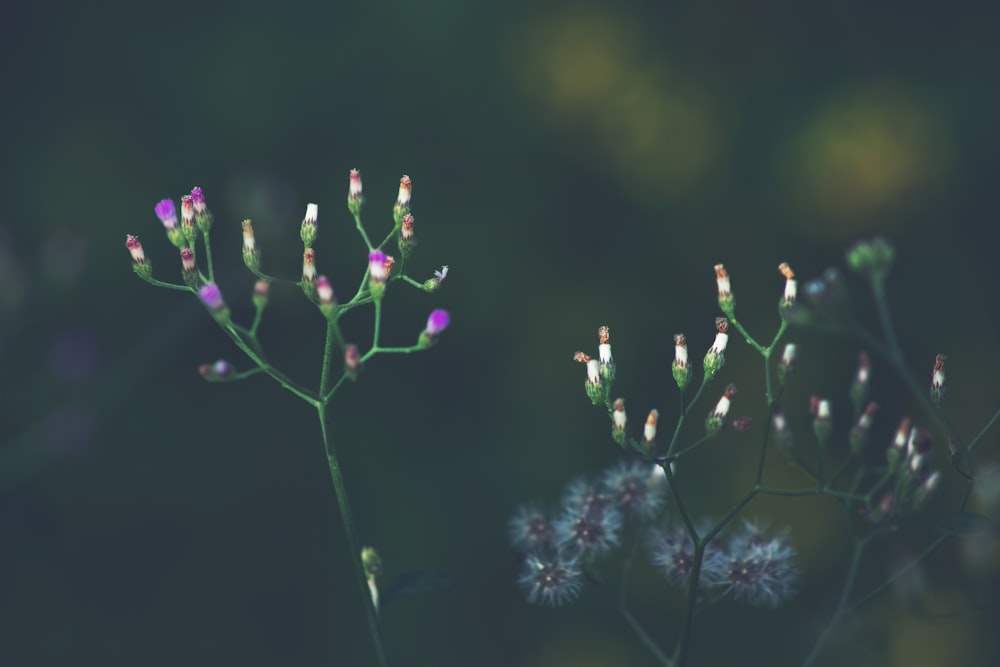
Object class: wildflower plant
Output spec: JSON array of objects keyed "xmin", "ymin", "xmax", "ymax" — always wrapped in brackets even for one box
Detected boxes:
[
  {"xmin": 127, "ymin": 172, "xmax": 450, "ymax": 666},
  {"xmin": 509, "ymin": 238, "xmax": 1000, "ymax": 666}
]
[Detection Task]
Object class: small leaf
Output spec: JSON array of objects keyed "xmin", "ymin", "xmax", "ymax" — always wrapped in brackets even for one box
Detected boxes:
[
  {"xmin": 937, "ymin": 512, "xmax": 999, "ymax": 537},
  {"xmin": 380, "ymin": 570, "xmax": 457, "ymax": 608}
]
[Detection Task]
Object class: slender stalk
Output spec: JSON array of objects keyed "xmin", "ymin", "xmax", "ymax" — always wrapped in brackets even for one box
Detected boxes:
[
  {"xmin": 316, "ymin": 405, "xmax": 390, "ymax": 667},
  {"xmin": 318, "ymin": 319, "xmax": 390, "ymax": 666},
  {"xmin": 619, "ymin": 521, "xmax": 673, "ymax": 667}
]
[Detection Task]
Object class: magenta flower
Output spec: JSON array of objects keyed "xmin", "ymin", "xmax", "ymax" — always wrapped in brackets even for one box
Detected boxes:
[
  {"xmin": 425, "ymin": 309, "xmax": 450, "ymax": 336},
  {"xmin": 190, "ymin": 186, "xmax": 206, "ymax": 213},
  {"xmin": 155, "ymin": 199, "xmax": 178, "ymax": 229},
  {"xmin": 368, "ymin": 249, "xmax": 388, "ymax": 283},
  {"xmin": 199, "ymin": 283, "xmax": 225, "ymax": 311}
]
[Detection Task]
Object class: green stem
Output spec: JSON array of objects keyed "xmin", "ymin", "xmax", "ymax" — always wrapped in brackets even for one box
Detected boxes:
[
  {"xmin": 316, "ymin": 405, "xmax": 390, "ymax": 667},
  {"xmin": 354, "ymin": 212, "xmax": 374, "ymax": 250},
  {"xmin": 619, "ymin": 520, "xmax": 673, "ymax": 667},
  {"xmin": 147, "ymin": 278, "xmax": 192, "ymax": 292},
  {"xmin": 202, "ymin": 231, "xmax": 216, "ymax": 283},
  {"xmin": 317, "ymin": 319, "xmax": 389, "ymax": 666}
]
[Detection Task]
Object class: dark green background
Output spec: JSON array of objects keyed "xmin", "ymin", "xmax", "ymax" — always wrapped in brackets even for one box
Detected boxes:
[{"xmin": 2, "ymin": 1, "xmax": 999, "ymax": 665}]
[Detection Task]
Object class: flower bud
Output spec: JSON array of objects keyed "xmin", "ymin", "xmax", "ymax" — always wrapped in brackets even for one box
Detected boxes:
[
  {"xmin": 913, "ymin": 471, "xmax": 941, "ymax": 511},
  {"xmin": 301, "ymin": 247, "xmax": 317, "ymax": 301},
  {"xmin": 778, "ymin": 262, "xmax": 797, "ymax": 310},
  {"xmin": 771, "ymin": 405, "xmax": 794, "ymax": 454},
  {"xmin": 930, "ymin": 354, "xmax": 947, "ymax": 406},
  {"xmin": 849, "ymin": 401, "xmax": 878, "ymax": 456},
  {"xmin": 887, "ymin": 417, "xmax": 911, "ymax": 471},
  {"xmin": 125, "ymin": 234, "xmax": 153, "ymax": 282},
  {"xmin": 672, "ymin": 334, "xmax": 689, "ymax": 391},
  {"xmin": 198, "ymin": 283, "xmax": 230, "ymax": 325},
  {"xmin": 399, "ymin": 213, "xmax": 416, "ymax": 254},
  {"xmin": 714, "ymin": 264, "xmax": 734, "ymax": 316},
  {"xmin": 252, "ymin": 280, "xmax": 270, "ymax": 312},
  {"xmin": 418, "ymin": 309, "xmax": 451, "ymax": 348},
  {"xmin": 348, "ymin": 169, "xmax": 364, "ymax": 217},
  {"xmin": 703, "ymin": 318, "xmax": 729, "ymax": 381},
  {"xmin": 846, "ymin": 236, "xmax": 895, "ymax": 281},
  {"xmin": 198, "ymin": 359, "xmax": 234, "ymax": 382},
  {"xmin": 190, "ymin": 186, "xmax": 213, "ymax": 233},
  {"xmin": 361, "ymin": 545, "xmax": 382, "ymax": 612},
  {"xmin": 180, "ymin": 194, "xmax": 197, "ymax": 244},
  {"xmin": 705, "ymin": 384, "xmax": 736, "ymax": 436},
  {"xmin": 598, "ymin": 325, "xmax": 615, "ymax": 384},
  {"xmin": 316, "ymin": 275, "xmax": 336, "ymax": 319},
  {"xmin": 611, "ymin": 398, "xmax": 627, "ymax": 447},
  {"xmin": 300, "ymin": 203, "xmax": 319, "ymax": 248},
  {"xmin": 849, "ymin": 351, "xmax": 871, "ymax": 416},
  {"xmin": 810, "ymin": 396, "xmax": 832, "ymax": 446},
  {"xmin": 393, "ymin": 175, "xmax": 412, "ymax": 228},
  {"xmin": 155, "ymin": 199, "xmax": 186, "ymax": 248},
  {"xmin": 644, "ymin": 409, "xmax": 659, "ymax": 446},
  {"xmin": 242, "ymin": 219, "xmax": 261, "ymax": 272},
  {"xmin": 778, "ymin": 343, "xmax": 797, "ymax": 385},
  {"xmin": 368, "ymin": 249, "xmax": 388, "ymax": 300},
  {"xmin": 345, "ymin": 343, "xmax": 363, "ymax": 381},
  {"xmin": 180, "ymin": 246, "xmax": 197, "ymax": 287}
]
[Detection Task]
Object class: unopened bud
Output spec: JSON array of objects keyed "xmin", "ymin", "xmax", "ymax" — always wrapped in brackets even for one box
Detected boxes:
[
  {"xmin": 810, "ymin": 396, "xmax": 832, "ymax": 446},
  {"xmin": 584, "ymin": 357, "xmax": 604, "ymax": 406},
  {"xmin": 316, "ymin": 275, "xmax": 336, "ymax": 319},
  {"xmin": 125, "ymin": 235, "xmax": 153, "ymax": 282},
  {"xmin": 644, "ymin": 409, "xmax": 659, "ymax": 445},
  {"xmin": 345, "ymin": 343, "xmax": 363, "ymax": 380},
  {"xmin": 348, "ymin": 169, "xmax": 364, "ymax": 217},
  {"xmin": 418, "ymin": 309, "xmax": 451, "ymax": 349},
  {"xmin": 241, "ymin": 219, "xmax": 260, "ymax": 272},
  {"xmin": 368, "ymin": 249, "xmax": 388, "ymax": 299},
  {"xmin": 771, "ymin": 405, "xmax": 794, "ymax": 453},
  {"xmin": 399, "ymin": 213, "xmax": 416, "ymax": 253},
  {"xmin": 703, "ymin": 318, "xmax": 729, "ymax": 381},
  {"xmin": 253, "ymin": 280, "xmax": 270, "ymax": 311},
  {"xmin": 887, "ymin": 417, "xmax": 912, "ymax": 471},
  {"xmin": 180, "ymin": 246, "xmax": 197, "ymax": 286},
  {"xmin": 930, "ymin": 354, "xmax": 947, "ymax": 406},
  {"xmin": 597, "ymin": 325, "xmax": 615, "ymax": 384},
  {"xmin": 778, "ymin": 262, "xmax": 797, "ymax": 310},
  {"xmin": 846, "ymin": 236, "xmax": 895, "ymax": 281},
  {"xmin": 300, "ymin": 248, "xmax": 317, "ymax": 301},
  {"xmin": 906, "ymin": 427, "xmax": 933, "ymax": 477},
  {"xmin": 849, "ymin": 351, "xmax": 871, "ymax": 416},
  {"xmin": 672, "ymin": 334, "xmax": 689, "ymax": 391},
  {"xmin": 190, "ymin": 186, "xmax": 213, "ymax": 233},
  {"xmin": 180, "ymin": 195, "xmax": 197, "ymax": 244},
  {"xmin": 849, "ymin": 401, "xmax": 879, "ymax": 455},
  {"xmin": 778, "ymin": 343, "xmax": 798, "ymax": 385},
  {"xmin": 198, "ymin": 283, "xmax": 230, "ymax": 325},
  {"xmin": 611, "ymin": 398, "xmax": 627, "ymax": 447},
  {"xmin": 361, "ymin": 545, "xmax": 382, "ymax": 612},
  {"xmin": 714, "ymin": 264, "xmax": 734, "ymax": 316},
  {"xmin": 300, "ymin": 203, "xmax": 319, "ymax": 248},
  {"xmin": 198, "ymin": 359, "xmax": 234, "ymax": 382},
  {"xmin": 393, "ymin": 175, "xmax": 412, "ymax": 228},
  {"xmin": 706, "ymin": 384, "xmax": 737, "ymax": 435},
  {"xmin": 914, "ymin": 470, "xmax": 942, "ymax": 511}
]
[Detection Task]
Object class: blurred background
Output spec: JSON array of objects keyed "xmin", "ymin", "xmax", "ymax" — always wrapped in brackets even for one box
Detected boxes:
[{"xmin": 2, "ymin": 1, "xmax": 999, "ymax": 665}]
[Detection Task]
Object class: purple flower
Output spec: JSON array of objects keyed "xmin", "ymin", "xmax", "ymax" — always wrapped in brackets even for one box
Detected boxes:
[
  {"xmin": 190, "ymin": 186, "xmax": 206, "ymax": 213},
  {"xmin": 368, "ymin": 249, "xmax": 388, "ymax": 282},
  {"xmin": 425, "ymin": 309, "xmax": 450, "ymax": 336},
  {"xmin": 199, "ymin": 283, "xmax": 225, "ymax": 311},
  {"xmin": 155, "ymin": 199, "xmax": 178, "ymax": 229}
]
